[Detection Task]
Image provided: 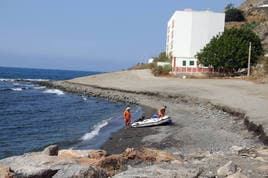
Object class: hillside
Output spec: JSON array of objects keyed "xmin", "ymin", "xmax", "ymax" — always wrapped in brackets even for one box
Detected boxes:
[{"xmin": 225, "ymin": 0, "xmax": 268, "ymax": 53}]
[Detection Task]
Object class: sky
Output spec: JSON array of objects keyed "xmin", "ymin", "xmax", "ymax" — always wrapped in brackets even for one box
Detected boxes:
[{"xmin": 0, "ymin": 0, "xmax": 244, "ymax": 72}]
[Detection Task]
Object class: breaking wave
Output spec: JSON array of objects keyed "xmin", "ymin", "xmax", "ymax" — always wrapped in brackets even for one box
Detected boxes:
[
  {"xmin": 33, "ymin": 86, "xmax": 46, "ymax": 90},
  {"xmin": 43, "ymin": 89, "xmax": 64, "ymax": 95},
  {"xmin": 82, "ymin": 95, "xmax": 88, "ymax": 101},
  {"xmin": 81, "ymin": 120, "xmax": 110, "ymax": 141},
  {"xmin": 11, "ymin": 88, "xmax": 23, "ymax": 91},
  {"xmin": 0, "ymin": 78, "xmax": 49, "ymax": 82}
]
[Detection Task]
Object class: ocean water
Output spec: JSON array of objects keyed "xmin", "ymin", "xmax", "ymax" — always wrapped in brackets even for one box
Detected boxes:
[{"xmin": 0, "ymin": 67, "xmax": 142, "ymax": 159}]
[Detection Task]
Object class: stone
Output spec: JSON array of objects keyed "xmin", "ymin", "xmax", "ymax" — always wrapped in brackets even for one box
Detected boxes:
[
  {"xmin": 217, "ymin": 161, "xmax": 237, "ymax": 177},
  {"xmin": 53, "ymin": 164, "xmax": 108, "ymax": 178},
  {"xmin": 238, "ymin": 148, "xmax": 257, "ymax": 158},
  {"xmin": 58, "ymin": 149, "xmax": 107, "ymax": 159},
  {"xmin": 226, "ymin": 172, "xmax": 248, "ymax": 178},
  {"xmin": 122, "ymin": 148, "xmax": 178, "ymax": 162},
  {"xmin": 0, "ymin": 166, "xmax": 14, "ymax": 178},
  {"xmin": 230, "ymin": 146, "xmax": 244, "ymax": 154},
  {"xmin": 113, "ymin": 164, "xmax": 201, "ymax": 178},
  {"xmin": 43, "ymin": 145, "xmax": 59, "ymax": 156},
  {"xmin": 187, "ymin": 151, "xmax": 211, "ymax": 161},
  {"xmin": 0, "ymin": 152, "xmax": 75, "ymax": 177}
]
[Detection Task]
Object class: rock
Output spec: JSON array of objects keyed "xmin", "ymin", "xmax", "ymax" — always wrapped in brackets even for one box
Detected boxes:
[
  {"xmin": 0, "ymin": 152, "xmax": 75, "ymax": 177},
  {"xmin": 217, "ymin": 161, "xmax": 237, "ymax": 177},
  {"xmin": 96, "ymin": 154, "xmax": 123, "ymax": 176},
  {"xmin": 53, "ymin": 165, "xmax": 108, "ymax": 178},
  {"xmin": 43, "ymin": 145, "xmax": 59, "ymax": 156},
  {"xmin": 226, "ymin": 172, "xmax": 248, "ymax": 178},
  {"xmin": 58, "ymin": 150, "xmax": 107, "ymax": 159},
  {"xmin": 0, "ymin": 166, "xmax": 14, "ymax": 178},
  {"xmin": 122, "ymin": 148, "xmax": 178, "ymax": 162},
  {"xmin": 238, "ymin": 148, "xmax": 257, "ymax": 158},
  {"xmin": 187, "ymin": 151, "xmax": 211, "ymax": 161},
  {"xmin": 113, "ymin": 164, "xmax": 201, "ymax": 178},
  {"xmin": 230, "ymin": 146, "xmax": 244, "ymax": 154}
]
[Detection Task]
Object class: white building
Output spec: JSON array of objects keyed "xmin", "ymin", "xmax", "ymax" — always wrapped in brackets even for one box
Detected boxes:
[
  {"xmin": 147, "ymin": 58, "xmax": 154, "ymax": 64},
  {"xmin": 166, "ymin": 10, "xmax": 225, "ymax": 73}
]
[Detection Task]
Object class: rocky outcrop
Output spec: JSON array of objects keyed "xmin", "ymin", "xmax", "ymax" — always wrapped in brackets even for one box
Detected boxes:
[
  {"xmin": 0, "ymin": 146, "xmax": 181, "ymax": 178},
  {"xmin": 0, "ymin": 166, "xmax": 14, "ymax": 178},
  {"xmin": 225, "ymin": 0, "xmax": 268, "ymax": 53},
  {"xmin": 43, "ymin": 145, "xmax": 59, "ymax": 156},
  {"xmin": 217, "ymin": 161, "xmax": 238, "ymax": 177},
  {"xmin": 1, "ymin": 145, "xmax": 268, "ymax": 177}
]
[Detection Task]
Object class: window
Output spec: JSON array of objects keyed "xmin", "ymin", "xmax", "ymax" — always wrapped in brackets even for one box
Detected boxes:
[
  {"xmin": 182, "ymin": 61, "xmax": 186, "ymax": 66},
  {"xmin": 189, "ymin": 61, "xmax": 195, "ymax": 66}
]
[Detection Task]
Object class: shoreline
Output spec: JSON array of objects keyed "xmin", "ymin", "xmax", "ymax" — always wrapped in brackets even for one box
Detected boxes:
[
  {"xmin": 100, "ymin": 105, "xmax": 157, "ymax": 154},
  {"xmin": 1, "ymin": 70, "xmax": 268, "ymax": 177},
  {"xmin": 38, "ymin": 79, "xmax": 268, "ymax": 146}
]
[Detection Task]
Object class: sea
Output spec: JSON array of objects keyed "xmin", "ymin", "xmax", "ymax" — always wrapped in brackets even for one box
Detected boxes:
[{"xmin": 0, "ymin": 66, "xmax": 142, "ymax": 159}]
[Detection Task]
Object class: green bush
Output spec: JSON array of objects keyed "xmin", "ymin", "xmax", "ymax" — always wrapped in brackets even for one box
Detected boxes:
[
  {"xmin": 197, "ymin": 28, "xmax": 263, "ymax": 73},
  {"xmin": 242, "ymin": 22, "xmax": 260, "ymax": 30},
  {"xmin": 152, "ymin": 65, "xmax": 172, "ymax": 76},
  {"xmin": 225, "ymin": 8, "xmax": 245, "ymax": 22},
  {"xmin": 153, "ymin": 52, "xmax": 171, "ymax": 63}
]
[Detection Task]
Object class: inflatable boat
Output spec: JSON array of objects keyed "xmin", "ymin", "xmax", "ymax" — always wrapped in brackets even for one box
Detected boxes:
[{"xmin": 131, "ymin": 115, "xmax": 172, "ymax": 128}]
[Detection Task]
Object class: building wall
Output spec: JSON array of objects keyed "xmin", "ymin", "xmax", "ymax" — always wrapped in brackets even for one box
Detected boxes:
[
  {"xmin": 166, "ymin": 10, "xmax": 225, "ymax": 72},
  {"xmin": 192, "ymin": 12, "xmax": 225, "ymax": 57}
]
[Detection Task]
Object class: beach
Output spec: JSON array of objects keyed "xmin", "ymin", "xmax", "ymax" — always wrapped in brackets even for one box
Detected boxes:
[
  {"xmin": 1, "ymin": 69, "xmax": 268, "ymax": 177},
  {"xmin": 51, "ymin": 69, "xmax": 268, "ymax": 146}
]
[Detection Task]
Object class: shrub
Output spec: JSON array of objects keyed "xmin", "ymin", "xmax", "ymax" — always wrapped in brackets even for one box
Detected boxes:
[
  {"xmin": 197, "ymin": 28, "xmax": 263, "ymax": 73},
  {"xmin": 225, "ymin": 8, "xmax": 245, "ymax": 22},
  {"xmin": 152, "ymin": 65, "xmax": 172, "ymax": 76}
]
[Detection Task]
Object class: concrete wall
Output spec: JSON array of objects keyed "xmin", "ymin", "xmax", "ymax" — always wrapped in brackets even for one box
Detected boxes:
[{"xmin": 166, "ymin": 10, "xmax": 225, "ymax": 63}]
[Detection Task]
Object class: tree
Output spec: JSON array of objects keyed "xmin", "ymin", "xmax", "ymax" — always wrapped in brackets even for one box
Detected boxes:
[
  {"xmin": 197, "ymin": 28, "xmax": 263, "ymax": 73},
  {"xmin": 153, "ymin": 52, "xmax": 171, "ymax": 63},
  {"xmin": 225, "ymin": 4, "xmax": 245, "ymax": 22},
  {"xmin": 225, "ymin": 3, "xmax": 234, "ymax": 11}
]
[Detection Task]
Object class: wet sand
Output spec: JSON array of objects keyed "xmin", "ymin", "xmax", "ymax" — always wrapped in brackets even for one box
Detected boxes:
[{"xmin": 101, "ymin": 105, "xmax": 157, "ymax": 154}]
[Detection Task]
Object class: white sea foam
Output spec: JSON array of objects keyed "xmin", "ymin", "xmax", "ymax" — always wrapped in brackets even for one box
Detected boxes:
[
  {"xmin": 11, "ymin": 88, "xmax": 23, "ymax": 91},
  {"xmin": 43, "ymin": 89, "xmax": 64, "ymax": 95},
  {"xmin": 24, "ymin": 79, "xmax": 49, "ymax": 82},
  {"xmin": 0, "ymin": 78, "xmax": 49, "ymax": 82},
  {"xmin": 81, "ymin": 120, "xmax": 109, "ymax": 141},
  {"xmin": 0, "ymin": 78, "xmax": 15, "ymax": 82},
  {"xmin": 34, "ymin": 86, "xmax": 46, "ymax": 90},
  {"xmin": 82, "ymin": 96, "xmax": 88, "ymax": 101}
]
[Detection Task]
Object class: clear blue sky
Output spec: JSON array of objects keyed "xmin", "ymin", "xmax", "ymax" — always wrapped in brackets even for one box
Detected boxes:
[{"xmin": 0, "ymin": 0, "xmax": 244, "ymax": 72}]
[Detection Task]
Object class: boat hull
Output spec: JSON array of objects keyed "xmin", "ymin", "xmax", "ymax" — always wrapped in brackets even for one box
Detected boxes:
[{"xmin": 131, "ymin": 116, "xmax": 171, "ymax": 128}]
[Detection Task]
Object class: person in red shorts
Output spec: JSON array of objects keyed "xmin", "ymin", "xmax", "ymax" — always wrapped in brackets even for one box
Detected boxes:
[{"xmin": 123, "ymin": 107, "xmax": 131, "ymax": 128}]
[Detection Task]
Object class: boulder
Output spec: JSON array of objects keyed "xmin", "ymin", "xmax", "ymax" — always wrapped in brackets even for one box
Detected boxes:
[
  {"xmin": 230, "ymin": 146, "xmax": 244, "ymax": 154},
  {"xmin": 43, "ymin": 145, "xmax": 59, "ymax": 156},
  {"xmin": 96, "ymin": 154, "xmax": 123, "ymax": 176},
  {"xmin": 122, "ymin": 147, "xmax": 178, "ymax": 162},
  {"xmin": 217, "ymin": 161, "xmax": 237, "ymax": 177},
  {"xmin": 0, "ymin": 166, "xmax": 14, "ymax": 178},
  {"xmin": 113, "ymin": 164, "xmax": 201, "ymax": 178},
  {"xmin": 226, "ymin": 172, "xmax": 248, "ymax": 178},
  {"xmin": 0, "ymin": 152, "xmax": 75, "ymax": 177},
  {"xmin": 53, "ymin": 165, "xmax": 108, "ymax": 178},
  {"xmin": 58, "ymin": 149, "xmax": 106, "ymax": 159}
]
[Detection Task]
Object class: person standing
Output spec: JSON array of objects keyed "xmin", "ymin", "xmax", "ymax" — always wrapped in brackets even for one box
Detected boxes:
[{"xmin": 123, "ymin": 107, "xmax": 131, "ymax": 128}]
